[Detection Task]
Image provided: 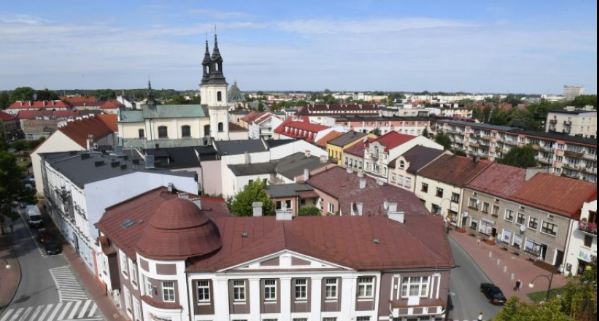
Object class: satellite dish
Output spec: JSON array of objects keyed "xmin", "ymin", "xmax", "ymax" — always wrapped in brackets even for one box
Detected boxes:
[{"xmin": 520, "ymin": 225, "xmax": 526, "ymax": 233}]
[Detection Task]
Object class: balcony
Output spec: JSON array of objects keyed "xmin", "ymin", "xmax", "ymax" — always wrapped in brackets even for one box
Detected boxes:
[
  {"xmin": 563, "ymin": 120, "xmax": 572, "ymax": 126},
  {"xmin": 505, "ymin": 140, "xmax": 517, "ymax": 146},
  {"xmin": 578, "ymin": 221, "xmax": 597, "ymax": 236},
  {"xmin": 565, "ymin": 150, "xmax": 585, "ymax": 158},
  {"xmin": 538, "ymin": 157, "xmax": 553, "ymax": 165},
  {"xmin": 549, "ymin": 119, "xmax": 558, "ymax": 125},
  {"xmin": 583, "ymin": 153, "xmax": 598, "ymax": 161},
  {"xmin": 563, "ymin": 163, "xmax": 582, "ymax": 171},
  {"xmin": 583, "ymin": 167, "xmax": 598, "ymax": 175},
  {"xmin": 541, "ymin": 145, "xmax": 554, "ymax": 153}
]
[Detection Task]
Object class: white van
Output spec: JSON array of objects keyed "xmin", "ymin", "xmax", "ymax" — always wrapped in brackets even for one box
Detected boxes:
[{"xmin": 26, "ymin": 205, "xmax": 43, "ymax": 227}]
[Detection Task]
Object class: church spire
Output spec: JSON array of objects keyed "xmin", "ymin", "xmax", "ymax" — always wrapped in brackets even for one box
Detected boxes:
[
  {"xmin": 211, "ymin": 34, "xmax": 222, "ymax": 62},
  {"xmin": 147, "ymin": 80, "xmax": 157, "ymax": 109},
  {"xmin": 208, "ymin": 33, "xmax": 227, "ymax": 86},
  {"xmin": 201, "ymin": 40, "xmax": 212, "ymax": 85}
]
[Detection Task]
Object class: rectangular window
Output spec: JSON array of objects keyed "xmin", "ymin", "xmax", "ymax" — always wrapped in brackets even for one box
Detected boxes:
[
  {"xmin": 529, "ymin": 217, "xmax": 539, "ymax": 230},
  {"xmin": 124, "ymin": 287, "xmax": 132, "ymax": 313},
  {"xmin": 120, "ymin": 252, "xmax": 128, "ymax": 277},
  {"xmin": 421, "ymin": 183, "xmax": 429, "ymax": 193},
  {"xmin": 398, "ymin": 175, "xmax": 404, "ymax": 186},
  {"xmin": 197, "ymin": 281, "xmax": 210, "ymax": 303},
  {"xmin": 133, "ymin": 298, "xmax": 141, "ymax": 321},
  {"xmin": 295, "ymin": 279, "xmax": 307, "ymax": 300},
  {"xmin": 358, "ymin": 277, "xmax": 374, "ymax": 299},
  {"xmin": 469, "ymin": 198, "xmax": 479, "ymax": 209},
  {"xmin": 323, "ymin": 318, "xmax": 337, "ymax": 321},
  {"xmin": 158, "ymin": 126, "xmax": 168, "ymax": 139},
  {"xmin": 584, "ymin": 235, "xmax": 593, "ymax": 248},
  {"xmin": 325, "ymin": 278, "xmax": 338, "ymax": 300},
  {"xmin": 233, "ymin": 280, "xmax": 246, "ymax": 302},
  {"xmin": 541, "ymin": 221, "xmax": 558, "ymax": 236},
  {"xmin": 401, "ymin": 276, "xmax": 429, "ymax": 297},
  {"xmin": 405, "ymin": 177, "xmax": 412, "ymax": 188},
  {"xmin": 145, "ymin": 277, "xmax": 153, "ymax": 297},
  {"xmin": 470, "ymin": 218, "xmax": 478, "ymax": 230},
  {"xmin": 482, "ymin": 202, "xmax": 490, "ymax": 214},
  {"xmin": 492, "ymin": 205, "xmax": 500, "ymax": 216},
  {"xmin": 505, "ymin": 210, "xmax": 515, "ymax": 222},
  {"xmin": 328, "ymin": 203, "xmax": 335, "ymax": 214},
  {"xmin": 162, "ymin": 281, "xmax": 175, "ymax": 302},
  {"xmin": 451, "ymin": 193, "xmax": 460, "ymax": 203},
  {"xmin": 265, "ymin": 279, "xmax": 277, "ymax": 301},
  {"xmin": 130, "ymin": 262, "xmax": 138, "ymax": 286},
  {"xmin": 517, "ymin": 213, "xmax": 526, "ymax": 225},
  {"xmin": 357, "ymin": 318, "xmax": 370, "ymax": 321},
  {"xmin": 436, "ymin": 188, "xmax": 444, "ymax": 198}
]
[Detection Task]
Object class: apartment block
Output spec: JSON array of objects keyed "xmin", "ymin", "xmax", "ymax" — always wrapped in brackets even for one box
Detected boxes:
[{"xmin": 546, "ymin": 106, "xmax": 596, "ymax": 138}]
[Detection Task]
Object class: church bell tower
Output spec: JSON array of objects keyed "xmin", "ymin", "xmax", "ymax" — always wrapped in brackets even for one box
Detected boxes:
[{"xmin": 201, "ymin": 35, "xmax": 229, "ymax": 141}]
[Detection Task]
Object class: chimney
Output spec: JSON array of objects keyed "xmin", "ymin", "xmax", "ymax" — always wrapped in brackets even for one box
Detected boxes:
[
  {"xmin": 304, "ymin": 169, "xmax": 310, "ymax": 181},
  {"xmin": 252, "ymin": 202, "xmax": 263, "ymax": 217},
  {"xmin": 86, "ymin": 134, "xmax": 94, "ymax": 151},
  {"xmin": 526, "ymin": 167, "xmax": 550, "ymax": 181},
  {"xmin": 178, "ymin": 193, "xmax": 189, "ymax": 200},
  {"xmin": 304, "ymin": 150, "xmax": 311, "ymax": 158},
  {"xmin": 145, "ymin": 155, "xmax": 155, "ymax": 169},
  {"xmin": 359, "ymin": 179, "xmax": 366, "ymax": 189},
  {"xmin": 388, "ymin": 211, "xmax": 405, "ymax": 224},
  {"xmin": 320, "ymin": 155, "xmax": 328, "ymax": 164},
  {"xmin": 244, "ymin": 152, "xmax": 251, "ymax": 165},
  {"xmin": 167, "ymin": 183, "xmax": 174, "ymax": 193},
  {"xmin": 346, "ymin": 167, "xmax": 353, "ymax": 174}
]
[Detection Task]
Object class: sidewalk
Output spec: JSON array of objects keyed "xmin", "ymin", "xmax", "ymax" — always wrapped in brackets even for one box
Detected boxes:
[
  {"xmin": 450, "ymin": 230, "xmax": 570, "ymax": 302},
  {"xmin": 40, "ymin": 206, "xmax": 124, "ymax": 320},
  {"xmin": 0, "ymin": 233, "xmax": 21, "ymax": 317}
]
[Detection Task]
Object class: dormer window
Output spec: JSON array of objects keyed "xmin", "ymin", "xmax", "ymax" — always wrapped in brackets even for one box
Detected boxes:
[{"xmin": 399, "ymin": 160, "xmax": 406, "ymax": 169}]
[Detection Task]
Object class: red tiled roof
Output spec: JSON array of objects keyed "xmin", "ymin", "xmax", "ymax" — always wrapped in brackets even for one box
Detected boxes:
[
  {"xmin": 274, "ymin": 118, "xmax": 329, "ymax": 142},
  {"xmin": 228, "ymin": 122, "xmax": 248, "ymax": 132},
  {"xmin": 418, "ymin": 155, "xmax": 493, "ymax": 187},
  {"xmin": 316, "ymin": 131, "xmax": 344, "ymax": 148},
  {"xmin": 307, "ymin": 166, "xmax": 432, "ymax": 217},
  {"xmin": 466, "ymin": 163, "xmax": 527, "ymax": 199},
  {"xmin": 253, "ymin": 112, "xmax": 273, "ymax": 125},
  {"xmin": 53, "ymin": 110, "xmax": 79, "ymax": 118},
  {"xmin": 241, "ymin": 111, "xmax": 267, "ymax": 124},
  {"xmin": 345, "ymin": 138, "xmax": 375, "ymax": 157},
  {"xmin": 101, "ymin": 101, "xmax": 124, "ymax": 109},
  {"xmin": 17, "ymin": 110, "xmax": 55, "ymax": 120},
  {"xmin": 367, "ymin": 131, "xmax": 416, "ymax": 152},
  {"xmin": 8, "ymin": 100, "xmax": 69, "ymax": 110},
  {"xmin": 97, "ymin": 114, "xmax": 118, "ymax": 132},
  {"xmin": 57, "ymin": 115, "xmax": 116, "ymax": 148},
  {"xmin": 62, "ymin": 96, "xmax": 97, "ymax": 105},
  {"xmin": 0, "ymin": 110, "xmax": 16, "ymax": 121},
  {"xmin": 510, "ymin": 173, "xmax": 597, "ymax": 219},
  {"xmin": 296, "ymin": 104, "xmax": 379, "ymax": 116}
]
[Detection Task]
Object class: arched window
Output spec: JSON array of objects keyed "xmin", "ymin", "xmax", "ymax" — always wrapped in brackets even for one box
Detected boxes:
[
  {"xmin": 138, "ymin": 129, "xmax": 145, "ymax": 138},
  {"xmin": 158, "ymin": 126, "xmax": 168, "ymax": 139},
  {"xmin": 218, "ymin": 122, "xmax": 224, "ymax": 133},
  {"xmin": 399, "ymin": 160, "xmax": 406, "ymax": 169},
  {"xmin": 217, "ymin": 91, "xmax": 222, "ymax": 102},
  {"xmin": 204, "ymin": 125, "xmax": 211, "ymax": 137},
  {"xmin": 181, "ymin": 125, "xmax": 191, "ymax": 138}
]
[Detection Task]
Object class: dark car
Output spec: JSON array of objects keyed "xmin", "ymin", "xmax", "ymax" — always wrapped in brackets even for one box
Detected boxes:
[
  {"xmin": 44, "ymin": 242, "xmax": 62, "ymax": 255},
  {"xmin": 37, "ymin": 229, "xmax": 53, "ymax": 244},
  {"xmin": 480, "ymin": 283, "xmax": 507, "ymax": 305}
]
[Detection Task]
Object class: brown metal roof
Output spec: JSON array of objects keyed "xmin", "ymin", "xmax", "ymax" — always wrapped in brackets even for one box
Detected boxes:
[
  {"xmin": 418, "ymin": 155, "xmax": 493, "ymax": 187},
  {"xmin": 466, "ymin": 163, "xmax": 527, "ymax": 199}
]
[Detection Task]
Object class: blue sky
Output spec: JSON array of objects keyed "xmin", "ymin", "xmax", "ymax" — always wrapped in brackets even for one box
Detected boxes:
[{"xmin": 0, "ymin": 0, "xmax": 596, "ymax": 94}]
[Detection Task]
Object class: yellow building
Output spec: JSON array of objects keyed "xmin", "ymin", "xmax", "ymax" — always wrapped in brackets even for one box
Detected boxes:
[{"xmin": 326, "ymin": 131, "xmax": 377, "ymax": 165}]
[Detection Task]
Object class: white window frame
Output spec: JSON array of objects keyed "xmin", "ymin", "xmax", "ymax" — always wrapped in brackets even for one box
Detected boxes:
[
  {"xmin": 120, "ymin": 251, "xmax": 128, "ymax": 277},
  {"xmin": 133, "ymin": 297, "xmax": 141, "ymax": 321},
  {"xmin": 162, "ymin": 281, "xmax": 175, "ymax": 303},
  {"xmin": 265, "ymin": 279, "xmax": 277, "ymax": 301},
  {"xmin": 129, "ymin": 261, "xmax": 138, "ymax": 287},
  {"xmin": 325, "ymin": 278, "xmax": 338, "ymax": 300},
  {"xmin": 295, "ymin": 279, "xmax": 307, "ymax": 301},
  {"xmin": 400, "ymin": 276, "xmax": 430, "ymax": 298},
  {"xmin": 529, "ymin": 217, "xmax": 539, "ymax": 230},
  {"xmin": 197, "ymin": 280, "xmax": 211, "ymax": 304},
  {"xmin": 124, "ymin": 286, "xmax": 132, "ymax": 314},
  {"xmin": 145, "ymin": 277, "xmax": 153, "ymax": 297},
  {"xmin": 541, "ymin": 220, "xmax": 558, "ymax": 237},
  {"xmin": 358, "ymin": 277, "xmax": 374, "ymax": 299},
  {"xmin": 328, "ymin": 203, "xmax": 335, "ymax": 215},
  {"xmin": 233, "ymin": 280, "xmax": 246, "ymax": 302},
  {"xmin": 505, "ymin": 209, "xmax": 515, "ymax": 222}
]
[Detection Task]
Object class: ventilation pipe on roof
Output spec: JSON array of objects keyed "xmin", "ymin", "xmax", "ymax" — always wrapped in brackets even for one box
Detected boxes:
[
  {"xmin": 320, "ymin": 156, "xmax": 328, "ymax": 164},
  {"xmin": 86, "ymin": 134, "xmax": 94, "ymax": 151},
  {"xmin": 167, "ymin": 183, "xmax": 174, "ymax": 193},
  {"xmin": 347, "ymin": 167, "xmax": 353, "ymax": 174},
  {"xmin": 359, "ymin": 179, "xmax": 366, "ymax": 189},
  {"xmin": 244, "ymin": 152, "xmax": 251, "ymax": 165},
  {"xmin": 253, "ymin": 202, "xmax": 263, "ymax": 217},
  {"xmin": 304, "ymin": 169, "xmax": 310, "ymax": 181},
  {"xmin": 388, "ymin": 202, "xmax": 398, "ymax": 213},
  {"xmin": 357, "ymin": 171, "xmax": 364, "ymax": 178},
  {"xmin": 304, "ymin": 150, "xmax": 311, "ymax": 158}
]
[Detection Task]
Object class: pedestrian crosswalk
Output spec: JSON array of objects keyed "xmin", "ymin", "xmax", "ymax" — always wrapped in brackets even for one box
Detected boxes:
[
  {"xmin": 50, "ymin": 266, "xmax": 89, "ymax": 302},
  {"xmin": 0, "ymin": 300, "xmax": 101, "ymax": 321}
]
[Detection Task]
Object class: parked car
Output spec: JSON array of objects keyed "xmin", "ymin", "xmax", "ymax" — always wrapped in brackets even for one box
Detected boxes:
[
  {"xmin": 44, "ymin": 242, "xmax": 62, "ymax": 255},
  {"xmin": 37, "ymin": 229, "xmax": 53, "ymax": 244},
  {"xmin": 480, "ymin": 283, "xmax": 507, "ymax": 305}
]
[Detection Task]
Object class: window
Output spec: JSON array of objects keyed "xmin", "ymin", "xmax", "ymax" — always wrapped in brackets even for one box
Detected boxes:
[
  {"xmin": 451, "ymin": 193, "xmax": 460, "ymax": 203},
  {"xmin": 295, "ymin": 279, "xmax": 307, "ymax": 300},
  {"xmin": 391, "ymin": 174, "xmax": 397, "ymax": 183},
  {"xmin": 120, "ymin": 252, "xmax": 128, "ymax": 277},
  {"xmin": 398, "ymin": 175, "xmax": 404, "ymax": 186},
  {"xmin": 145, "ymin": 277, "xmax": 153, "ymax": 297},
  {"xmin": 162, "ymin": 281, "xmax": 175, "ymax": 302},
  {"xmin": 233, "ymin": 280, "xmax": 246, "ymax": 302},
  {"xmin": 130, "ymin": 262, "xmax": 138, "ymax": 286},
  {"xmin": 328, "ymin": 203, "xmax": 335, "ymax": 214},
  {"xmin": 265, "ymin": 280, "xmax": 277, "ymax": 301},
  {"xmin": 197, "ymin": 281, "xmax": 210, "ymax": 303},
  {"xmin": 529, "ymin": 217, "xmax": 539, "ymax": 230},
  {"xmin": 421, "ymin": 183, "xmax": 429, "ymax": 193},
  {"xmin": 401, "ymin": 277, "xmax": 429, "ymax": 298},
  {"xmin": 218, "ymin": 122, "xmax": 224, "ymax": 132},
  {"xmin": 181, "ymin": 125, "xmax": 191, "ymax": 138},
  {"xmin": 505, "ymin": 210, "xmax": 515, "ymax": 222},
  {"xmin": 357, "ymin": 318, "xmax": 370, "ymax": 321},
  {"xmin": 517, "ymin": 213, "xmax": 526, "ymax": 225},
  {"xmin": 436, "ymin": 188, "xmax": 444, "ymax": 198},
  {"xmin": 133, "ymin": 298, "xmax": 141, "ymax": 321},
  {"xmin": 482, "ymin": 202, "xmax": 490, "ymax": 214},
  {"xmin": 541, "ymin": 221, "xmax": 558, "ymax": 236},
  {"xmin": 204, "ymin": 125, "xmax": 211, "ymax": 137},
  {"xmin": 124, "ymin": 287, "xmax": 132, "ymax": 313},
  {"xmin": 217, "ymin": 91, "xmax": 222, "ymax": 102},
  {"xmin": 138, "ymin": 129, "xmax": 145, "ymax": 138},
  {"xmin": 469, "ymin": 198, "xmax": 479, "ymax": 209},
  {"xmin": 323, "ymin": 318, "xmax": 337, "ymax": 321},
  {"xmin": 158, "ymin": 126, "xmax": 168, "ymax": 138},
  {"xmin": 470, "ymin": 218, "xmax": 478, "ymax": 230},
  {"xmin": 399, "ymin": 160, "xmax": 406, "ymax": 169},
  {"xmin": 584, "ymin": 235, "xmax": 593, "ymax": 248},
  {"xmin": 358, "ymin": 277, "xmax": 374, "ymax": 299},
  {"xmin": 325, "ymin": 278, "xmax": 338, "ymax": 300},
  {"xmin": 405, "ymin": 177, "xmax": 412, "ymax": 188},
  {"xmin": 492, "ymin": 205, "xmax": 500, "ymax": 216}
]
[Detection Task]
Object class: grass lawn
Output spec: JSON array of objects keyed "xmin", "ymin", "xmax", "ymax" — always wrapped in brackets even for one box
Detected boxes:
[{"xmin": 527, "ymin": 287, "xmax": 566, "ymax": 303}]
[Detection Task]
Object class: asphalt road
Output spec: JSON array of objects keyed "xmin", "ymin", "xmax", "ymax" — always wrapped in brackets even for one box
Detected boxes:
[
  {"xmin": 448, "ymin": 238, "xmax": 503, "ymax": 321},
  {"xmin": 0, "ymin": 207, "xmax": 99, "ymax": 321}
]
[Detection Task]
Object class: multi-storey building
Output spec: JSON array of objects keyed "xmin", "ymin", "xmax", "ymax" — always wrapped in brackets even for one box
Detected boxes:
[
  {"xmin": 335, "ymin": 116, "xmax": 432, "ymax": 137},
  {"xmin": 388, "ymin": 146, "xmax": 446, "ymax": 193},
  {"xmin": 326, "ymin": 131, "xmax": 375, "ymax": 166},
  {"xmin": 343, "ymin": 138, "xmax": 374, "ymax": 171},
  {"xmin": 96, "ymin": 186, "xmax": 454, "ymax": 321},
  {"xmin": 363, "ymin": 132, "xmax": 443, "ymax": 180},
  {"xmin": 248, "ymin": 112, "xmax": 283, "ymax": 140},
  {"xmin": 564, "ymin": 200, "xmax": 597, "ymax": 276},
  {"xmin": 431, "ymin": 120, "xmax": 598, "ymax": 183},
  {"xmin": 546, "ymin": 106, "xmax": 597, "ymax": 138},
  {"xmin": 6, "ymin": 100, "xmax": 70, "ymax": 115},
  {"xmin": 0, "ymin": 110, "xmax": 19, "ymax": 138},
  {"xmin": 295, "ymin": 104, "xmax": 380, "ymax": 124},
  {"xmin": 464, "ymin": 166, "xmax": 597, "ymax": 272},
  {"xmin": 563, "ymin": 85, "xmax": 584, "ymax": 100}
]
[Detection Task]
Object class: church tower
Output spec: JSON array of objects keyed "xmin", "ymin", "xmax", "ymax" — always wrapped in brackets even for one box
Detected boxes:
[{"xmin": 201, "ymin": 35, "xmax": 229, "ymax": 141}]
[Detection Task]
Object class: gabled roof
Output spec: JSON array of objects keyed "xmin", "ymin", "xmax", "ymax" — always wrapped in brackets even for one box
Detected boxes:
[
  {"xmin": 215, "ymin": 140, "xmax": 268, "ymax": 156},
  {"xmin": 274, "ymin": 119, "xmax": 330, "ymax": 141},
  {"xmin": 62, "ymin": 96, "xmax": 97, "ymax": 105},
  {"xmin": 228, "ymin": 153, "xmax": 327, "ymax": 180},
  {"xmin": 307, "ymin": 166, "xmax": 432, "ymax": 217},
  {"xmin": 8, "ymin": 100, "xmax": 69, "ymax": 110},
  {"xmin": 466, "ymin": 163, "xmax": 527, "ymax": 199},
  {"xmin": 418, "ymin": 155, "xmax": 493, "ymax": 187},
  {"xmin": 296, "ymin": 104, "xmax": 379, "ymax": 116},
  {"xmin": 101, "ymin": 101, "xmax": 124, "ymax": 109},
  {"xmin": 118, "ymin": 105, "xmax": 207, "ymax": 122},
  {"xmin": 316, "ymin": 131, "xmax": 344, "ymax": 148},
  {"xmin": 510, "ymin": 173, "xmax": 597, "ymax": 219},
  {"xmin": 328, "ymin": 130, "xmax": 370, "ymax": 147},
  {"xmin": 367, "ymin": 131, "xmax": 416, "ymax": 152},
  {"xmin": 97, "ymin": 114, "xmax": 118, "ymax": 132},
  {"xmin": 345, "ymin": 138, "xmax": 375, "ymax": 157},
  {"xmin": 0, "ymin": 110, "xmax": 16, "ymax": 121},
  {"xmin": 228, "ymin": 122, "xmax": 248, "ymax": 132},
  {"xmin": 396, "ymin": 146, "xmax": 446, "ymax": 174},
  {"xmin": 57, "ymin": 115, "xmax": 116, "ymax": 148}
]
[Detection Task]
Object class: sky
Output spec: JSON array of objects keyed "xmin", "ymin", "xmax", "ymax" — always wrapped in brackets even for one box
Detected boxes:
[{"xmin": 0, "ymin": 0, "xmax": 596, "ymax": 94}]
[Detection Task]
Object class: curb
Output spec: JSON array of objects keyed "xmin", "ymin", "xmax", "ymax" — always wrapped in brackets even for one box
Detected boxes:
[
  {"xmin": 0, "ymin": 242, "xmax": 23, "ymax": 319},
  {"xmin": 449, "ymin": 234, "xmax": 494, "ymax": 283}
]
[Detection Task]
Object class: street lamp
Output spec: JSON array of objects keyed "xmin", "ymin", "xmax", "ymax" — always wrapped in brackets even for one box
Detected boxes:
[
  {"xmin": 1, "ymin": 258, "xmax": 10, "ymax": 270},
  {"xmin": 528, "ymin": 273, "xmax": 554, "ymax": 302}
]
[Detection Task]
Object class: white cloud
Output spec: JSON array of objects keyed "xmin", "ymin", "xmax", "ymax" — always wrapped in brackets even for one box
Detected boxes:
[{"xmin": 0, "ymin": 14, "xmax": 49, "ymax": 26}]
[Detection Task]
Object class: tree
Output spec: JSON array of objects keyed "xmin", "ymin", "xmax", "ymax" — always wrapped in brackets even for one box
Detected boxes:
[
  {"xmin": 35, "ymin": 89, "xmax": 59, "ymax": 101},
  {"xmin": 561, "ymin": 258, "xmax": 597, "ymax": 321},
  {"xmin": 9, "ymin": 87, "xmax": 36, "ymax": 103},
  {"xmin": 0, "ymin": 92, "xmax": 9, "ymax": 110},
  {"xmin": 257, "ymin": 101, "xmax": 265, "ymax": 112},
  {"xmin": 498, "ymin": 145, "xmax": 537, "ymax": 168},
  {"xmin": 422, "ymin": 127, "xmax": 430, "ymax": 138},
  {"xmin": 0, "ymin": 150, "xmax": 36, "ymax": 234},
  {"xmin": 435, "ymin": 132, "xmax": 452, "ymax": 151},
  {"xmin": 371, "ymin": 128, "xmax": 382, "ymax": 136},
  {"xmin": 495, "ymin": 297, "xmax": 574, "ymax": 321},
  {"xmin": 572, "ymin": 95, "xmax": 597, "ymax": 109},
  {"xmin": 93, "ymin": 89, "xmax": 116, "ymax": 101},
  {"xmin": 298, "ymin": 207, "xmax": 321, "ymax": 216},
  {"xmin": 229, "ymin": 180, "xmax": 274, "ymax": 217}
]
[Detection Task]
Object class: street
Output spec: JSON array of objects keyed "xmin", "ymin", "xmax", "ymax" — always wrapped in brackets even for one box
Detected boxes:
[
  {"xmin": 0, "ymin": 207, "xmax": 101, "ymax": 321},
  {"xmin": 449, "ymin": 237, "xmax": 503, "ymax": 321}
]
